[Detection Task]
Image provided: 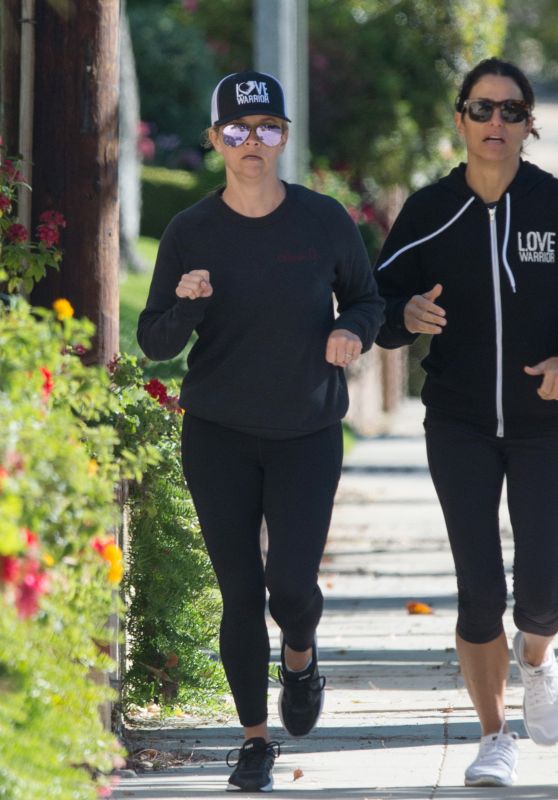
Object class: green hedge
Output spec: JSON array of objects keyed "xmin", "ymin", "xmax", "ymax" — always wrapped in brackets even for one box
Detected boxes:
[{"xmin": 140, "ymin": 164, "xmax": 225, "ymax": 240}]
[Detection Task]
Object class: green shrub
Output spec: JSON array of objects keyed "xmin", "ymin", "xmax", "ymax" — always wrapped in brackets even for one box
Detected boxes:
[
  {"xmin": 0, "ymin": 300, "xmax": 134, "ymax": 800},
  {"xmin": 140, "ymin": 162, "xmax": 224, "ymax": 239},
  {"xmin": 105, "ymin": 355, "xmax": 226, "ymax": 712},
  {"xmin": 0, "ymin": 301, "xmax": 225, "ymax": 797}
]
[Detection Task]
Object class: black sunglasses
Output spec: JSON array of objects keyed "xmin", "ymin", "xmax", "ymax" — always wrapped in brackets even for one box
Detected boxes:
[{"xmin": 462, "ymin": 98, "xmax": 530, "ymax": 124}]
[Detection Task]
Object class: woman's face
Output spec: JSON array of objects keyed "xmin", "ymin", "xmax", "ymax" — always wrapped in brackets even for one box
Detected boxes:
[
  {"xmin": 209, "ymin": 115, "xmax": 288, "ymax": 182},
  {"xmin": 454, "ymin": 74, "xmax": 532, "ymax": 165}
]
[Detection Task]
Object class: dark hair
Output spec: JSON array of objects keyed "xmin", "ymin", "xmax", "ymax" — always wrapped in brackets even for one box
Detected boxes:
[{"xmin": 455, "ymin": 57, "xmax": 540, "ymax": 139}]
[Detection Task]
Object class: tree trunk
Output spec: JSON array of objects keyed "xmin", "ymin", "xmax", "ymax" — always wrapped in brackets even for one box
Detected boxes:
[
  {"xmin": 0, "ymin": 0, "xmax": 21, "ymax": 155},
  {"xmin": 31, "ymin": 0, "xmax": 120, "ymax": 365}
]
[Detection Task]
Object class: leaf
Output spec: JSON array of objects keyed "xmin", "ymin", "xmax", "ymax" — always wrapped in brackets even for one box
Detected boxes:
[{"xmin": 406, "ymin": 600, "xmax": 433, "ymax": 615}]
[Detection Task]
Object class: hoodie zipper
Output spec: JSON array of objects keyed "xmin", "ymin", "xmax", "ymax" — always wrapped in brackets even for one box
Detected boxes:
[{"xmin": 488, "ymin": 206, "xmax": 504, "ymax": 437}]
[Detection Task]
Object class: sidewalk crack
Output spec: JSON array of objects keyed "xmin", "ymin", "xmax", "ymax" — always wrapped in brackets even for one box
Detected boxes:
[{"xmin": 429, "ymin": 714, "xmax": 449, "ymax": 799}]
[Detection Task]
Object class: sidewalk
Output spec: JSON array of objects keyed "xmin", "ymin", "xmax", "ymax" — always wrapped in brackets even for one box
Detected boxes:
[{"xmin": 114, "ymin": 399, "xmax": 558, "ymax": 799}]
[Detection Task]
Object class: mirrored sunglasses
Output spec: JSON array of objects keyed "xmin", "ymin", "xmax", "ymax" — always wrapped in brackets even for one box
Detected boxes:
[
  {"xmin": 463, "ymin": 98, "xmax": 530, "ymax": 124},
  {"xmin": 221, "ymin": 122, "xmax": 284, "ymax": 147}
]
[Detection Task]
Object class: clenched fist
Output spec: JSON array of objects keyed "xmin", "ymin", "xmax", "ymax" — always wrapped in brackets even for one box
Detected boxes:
[{"xmin": 176, "ymin": 270, "xmax": 213, "ymax": 300}]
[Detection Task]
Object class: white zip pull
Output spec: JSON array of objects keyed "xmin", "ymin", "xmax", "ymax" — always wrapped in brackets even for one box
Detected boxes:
[{"xmin": 488, "ymin": 206, "xmax": 504, "ymax": 438}]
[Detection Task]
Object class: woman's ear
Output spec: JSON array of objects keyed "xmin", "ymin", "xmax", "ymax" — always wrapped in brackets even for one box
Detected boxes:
[
  {"xmin": 454, "ymin": 111, "xmax": 465, "ymax": 139},
  {"xmin": 208, "ymin": 126, "xmax": 222, "ymax": 153}
]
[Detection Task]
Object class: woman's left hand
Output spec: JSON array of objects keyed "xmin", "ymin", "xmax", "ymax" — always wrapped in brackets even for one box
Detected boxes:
[
  {"xmin": 326, "ymin": 329, "xmax": 363, "ymax": 367},
  {"xmin": 524, "ymin": 357, "xmax": 558, "ymax": 400}
]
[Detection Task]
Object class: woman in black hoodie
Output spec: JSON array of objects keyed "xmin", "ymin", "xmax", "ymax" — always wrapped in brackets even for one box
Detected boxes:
[
  {"xmin": 375, "ymin": 58, "xmax": 558, "ymax": 787},
  {"xmin": 137, "ymin": 70, "xmax": 383, "ymax": 792}
]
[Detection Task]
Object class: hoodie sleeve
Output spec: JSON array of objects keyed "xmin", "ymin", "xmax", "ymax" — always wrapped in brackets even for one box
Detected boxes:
[
  {"xmin": 136, "ymin": 218, "xmax": 211, "ymax": 362},
  {"xmin": 329, "ymin": 205, "xmax": 385, "ymax": 353},
  {"xmin": 373, "ymin": 198, "xmax": 423, "ymax": 349}
]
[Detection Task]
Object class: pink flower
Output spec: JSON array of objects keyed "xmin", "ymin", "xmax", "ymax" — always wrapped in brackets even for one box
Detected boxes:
[
  {"xmin": 6, "ymin": 223, "xmax": 28, "ymax": 243},
  {"xmin": 1, "ymin": 159, "xmax": 25, "ymax": 182},
  {"xmin": 14, "ymin": 560, "xmax": 49, "ymax": 618},
  {"xmin": 0, "ymin": 194, "xmax": 11, "ymax": 212},
  {"xmin": 73, "ymin": 344, "xmax": 87, "ymax": 356},
  {"xmin": 36, "ymin": 222, "xmax": 60, "ymax": 247},
  {"xmin": 182, "ymin": 0, "xmax": 198, "ymax": 11},
  {"xmin": 39, "ymin": 209, "xmax": 66, "ymax": 228}
]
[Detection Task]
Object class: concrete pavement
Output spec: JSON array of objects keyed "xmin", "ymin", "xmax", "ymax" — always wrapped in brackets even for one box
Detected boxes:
[{"xmin": 114, "ymin": 399, "xmax": 558, "ymax": 799}]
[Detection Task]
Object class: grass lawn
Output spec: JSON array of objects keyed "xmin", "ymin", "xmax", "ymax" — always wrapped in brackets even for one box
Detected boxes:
[{"xmin": 119, "ymin": 237, "xmax": 189, "ymax": 383}]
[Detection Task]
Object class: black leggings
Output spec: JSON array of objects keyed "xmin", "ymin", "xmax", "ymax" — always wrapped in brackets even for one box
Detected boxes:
[
  {"xmin": 425, "ymin": 415, "xmax": 558, "ymax": 644},
  {"xmin": 181, "ymin": 415, "xmax": 343, "ymax": 727}
]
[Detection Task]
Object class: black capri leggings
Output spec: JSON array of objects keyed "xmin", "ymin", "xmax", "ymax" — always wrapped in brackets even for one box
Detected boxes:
[
  {"xmin": 181, "ymin": 414, "xmax": 343, "ymax": 727},
  {"xmin": 424, "ymin": 414, "xmax": 558, "ymax": 644}
]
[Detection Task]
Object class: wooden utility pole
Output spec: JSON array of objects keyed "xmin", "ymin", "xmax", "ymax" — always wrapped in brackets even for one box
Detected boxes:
[
  {"xmin": 0, "ymin": 0, "xmax": 21, "ymax": 155},
  {"xmin": 31, "ymin": 0, "xmax": 120, "ymax": 365}
]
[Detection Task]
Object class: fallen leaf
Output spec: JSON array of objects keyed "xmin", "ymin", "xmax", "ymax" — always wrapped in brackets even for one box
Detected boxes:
[
  {"xmin": 406, "ymin": 600, "xmax": 433, "ymax": 615},
  {"xmin": 293, "ymin": 768, "xmax": 304, "ymax": 781}
]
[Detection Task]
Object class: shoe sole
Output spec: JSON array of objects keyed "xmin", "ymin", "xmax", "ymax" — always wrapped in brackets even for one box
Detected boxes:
[
  {"xmin": 278, "ymin": 679, "xmax": 325, "ymax": 738},
  {"xmin": 522, "ymin": 696, "xmax": 558, "ymax": 746},
  {"xmin": 278, "ymin": 634, "xmax": 324, "ymax": 738},
  {"xmin": 227, "ymin": 776, "xmax": 273, "ymax": 792},
  {"xmin": 513, "ymin": 634, "xmax": 558, "ymax": 747},
  {"xmin": 465, "ymin": 773, "xmax": 516, "ymax": 787}
]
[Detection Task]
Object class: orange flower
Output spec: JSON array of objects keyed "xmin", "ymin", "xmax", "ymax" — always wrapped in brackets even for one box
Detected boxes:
[
  {"xmin": 406, "ymin": 600, "xmax": 433, "ymax": 615},
  {"xmin": 102, "ymin": 542, "xmax": 122, "ymax": 566},
  {"xmin": 52, "ymin": 297, "xmax": 74, "ymax": 321},
  {"xmin": 107, "ymin": 561, "xmax": 124, "ymax": 584}
]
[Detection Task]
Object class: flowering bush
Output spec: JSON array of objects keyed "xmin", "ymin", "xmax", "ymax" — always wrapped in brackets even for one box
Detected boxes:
[
  {"xmin": 0, "ymin": 298, "xmax": 225, "ymax": 796},
  {"xmin": 0, "ymin": 150, "xmax": 65, "ymax": 294},
  {"xmin": 104, "ymin": 354, "xmax": 225, "ymax": 710}
]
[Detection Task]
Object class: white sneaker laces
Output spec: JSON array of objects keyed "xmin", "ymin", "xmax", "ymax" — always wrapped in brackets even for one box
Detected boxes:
[
  {"xmin": 475, "ymin": 726, "xmax": 517, "ymax": 769},
  {"xmin": 524, "ymin": 658, "xmax": 558, "ymax": 708}
]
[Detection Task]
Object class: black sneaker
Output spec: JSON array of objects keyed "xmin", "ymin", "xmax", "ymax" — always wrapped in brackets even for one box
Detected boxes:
[
  {"xmin": 226, "ymin": 737, "xmax": 280, "ymax": 792},
  {"xmin": 278, "ymin": 638, "xmax": 326, "ymax": 737}
]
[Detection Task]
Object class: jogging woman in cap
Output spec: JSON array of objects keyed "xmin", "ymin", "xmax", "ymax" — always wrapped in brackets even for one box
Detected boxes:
[
  {"xmin": 375, "ymin": 57, "xmax": 558, "ymax": 788},
  {"xmin": 137, "ymin": 70, "xmax": 384, "ymax": 792}
]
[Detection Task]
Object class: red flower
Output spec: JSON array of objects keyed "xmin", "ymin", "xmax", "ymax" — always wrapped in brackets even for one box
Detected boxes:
[
  {"xmin": 23, "ymin": 528, "xmax": 38, "ymax": 548},
  {"xmin": 144, "ymin": 378, "xmax": 169, "ymax": 405},
  {"xmin": 0, "ymin": 556, "xmax": 19, "ymax": 583},
  {"xmin": 6, "ymin": 223, "xmax": 28, "ymax": 243},
  {"xmin": 40, "ymin": 367, "xmax": 54, "ymax": 399},
  {"xmin": 0, "ymin": 194, "xmax": 11, "ymax": 212},
  {"xmin": 36, "ymin": 222, "xmax": 60, "ymax": 247},
  {"xmin": 39, "ymin": 209, "xmax": 66, "ymax": 228}
]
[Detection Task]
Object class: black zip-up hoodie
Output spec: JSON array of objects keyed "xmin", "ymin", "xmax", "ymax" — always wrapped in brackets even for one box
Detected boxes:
[{"xmin": 375, "ymin": 160, "xmax": 558, "ymax": 437}]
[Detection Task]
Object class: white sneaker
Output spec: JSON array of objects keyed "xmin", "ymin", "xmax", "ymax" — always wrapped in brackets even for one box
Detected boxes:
[
  {"xmin": 513, "ymin": 631, "xmax": 558, "ymax": 746},
  {"xmin": 464, "ymin": 728, "xmax": 519, "ymax": 787}
]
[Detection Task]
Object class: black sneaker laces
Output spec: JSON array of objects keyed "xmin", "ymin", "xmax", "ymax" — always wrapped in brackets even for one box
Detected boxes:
[
  {"xmin": 226, "ymin": 739, "xmax": 281, "ymax": 769},
  {"xmin": 278, "ymin": 665, "xmax": 326, "ymax": 700}
]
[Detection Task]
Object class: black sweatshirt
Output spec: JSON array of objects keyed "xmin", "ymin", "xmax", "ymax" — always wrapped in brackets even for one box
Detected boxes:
[
  {"xmin": 375, "ymin": 160, "xmax": 558, "ymax": 437},
  {"xmin": 137, "ymin": 183, "xmax": 384, "ymax": 438}
]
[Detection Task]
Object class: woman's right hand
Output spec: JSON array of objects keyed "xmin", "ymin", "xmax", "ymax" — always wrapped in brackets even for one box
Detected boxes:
[
  {"xmin": 403, "ymin": 283, "xmax": 446, "ymax": 334},
  {"xmin": 176, "ymin": 270, "xmax": 213, "ymax": 300}
]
